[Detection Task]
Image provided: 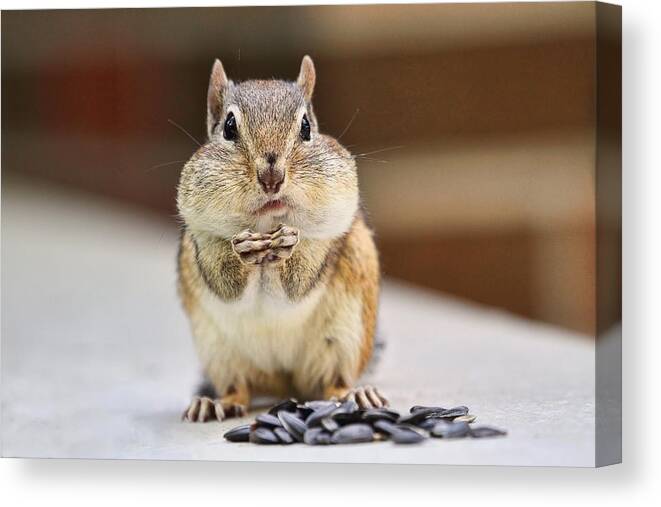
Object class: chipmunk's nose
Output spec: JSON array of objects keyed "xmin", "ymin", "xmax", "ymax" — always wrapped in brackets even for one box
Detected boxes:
[{"xmin": 258, "ymin": 152, "xmax": 284, "ymax": 195}]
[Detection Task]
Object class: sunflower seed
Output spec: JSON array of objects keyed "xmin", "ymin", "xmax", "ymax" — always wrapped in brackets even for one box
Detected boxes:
[
  {"xmin": 305, "ymin": 404, "xmax": 338, "ymax": 427},
  {"xmin": 320, "ymin": 417, "xmax": 340, "ymax": 433},
  {"xmin": 255, "ymin": 413, "xmax": 282, "ymax": 428},
  {"xmin": 410, "ymin": 405, "xmax": 446, "ymax": 414},
  {"xmin": 363, "ymin": 408, "xmax": 400, "ymax": 423},
  {"xmin": 333, "ymin": 412, "xmax": 364, "ymax": 425},
  {"xmin": 223, "ymin": 424, "xmax": 251, "ymax": 442},
  {"xmin": 469, "ymin": 426, "xmax": 507, "ymax": 438},
  {"xmin": 304, "ymin": 400, "xmax": 339, "ymax": 411},
  {"xmin": 415, "ymin": 417, "xmax": 443, "ymax": 430},
  {"xmin": 390, "ymin": 426, "xmax": 427, "ymax": 444},
  {"xmin": 430, "ymin": 420, "xmax": 470, "ymax": 439},
  {"xmin": 277, "ymin": 410, "xmax": 307, "ymax": 442},
  {"xmin": 303, "ymin": 427, "xmax": 322, "ymax": 445},
  {"xmin": 439, "ymin": 406, "xmax": 469, "ymax": 419},
  {"xmin": 315, "ymin": 431, "xmax": 332, "ymax": 445},
  {"xmin": 249, "ymin": 427, "xmax": 279, "ymax": 444},
  {"xmin": 330, "ymin": 424, "xmax": 374, "ymax": 444},
  {"xmin": 373, "ymin": 419, "xmax": 398, "ymax": 435},
  {"xmin": 373, "ymin": 420, "xmax": 426, "ymax": 444},
  {"xmin": 337, "ymin": 400, "xmax": 360, "ymax": 413},
  {"xmin": 273, "ymin": 427, "xmax": 294, "ymax": 444},
  {"xmin": 454, "ymin": 414, "xmax": 477, "ymax": 423},
  {"xmin": 304, "ymin": 427, "xmax": 332, "ymax": 445},
  {"xmin": 399, "ymin": 407, "xmax": 445, "ymax": 425},
  {"xmin": 332, "ymin": 402, "xmax": 364, "ymax": 425},
  {"xmin": 268, "ymin": 399, "xmax": 298, "ymax": 416}
]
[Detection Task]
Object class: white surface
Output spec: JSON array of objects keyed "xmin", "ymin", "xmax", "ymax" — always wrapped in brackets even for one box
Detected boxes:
[{"xmin": 2, "ymin": 177, "xmax": 595, "ymax": 466}]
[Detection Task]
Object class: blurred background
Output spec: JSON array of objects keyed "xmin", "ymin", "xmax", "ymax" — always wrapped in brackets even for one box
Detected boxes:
[{"xmin": 2, "ymin": 3, "xmax": 605, "ymax": 335}]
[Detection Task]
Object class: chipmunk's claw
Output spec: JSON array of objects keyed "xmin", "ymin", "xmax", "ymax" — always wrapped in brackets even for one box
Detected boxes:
[
  {"xmin": 341, "ymin": 386, "xmax": 389, "ymax": 409},
  {"xmin": 182, "ymin": 396, "xmax": 247, "ymax": 422},
  {"xmin": 264, "ymin": 224, "xmax": 299, "ymax": 264}
]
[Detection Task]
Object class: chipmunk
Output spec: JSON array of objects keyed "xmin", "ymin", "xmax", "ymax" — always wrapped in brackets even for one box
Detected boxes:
[{"xmin": 177, "ymin": 56, "xmax": 386, "ymax": 422}]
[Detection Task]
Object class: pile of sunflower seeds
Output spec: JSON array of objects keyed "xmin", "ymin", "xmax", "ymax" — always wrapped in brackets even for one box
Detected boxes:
[{"xmin": 223, "ymin": 399, "xmax": 506, "ymax": 445}]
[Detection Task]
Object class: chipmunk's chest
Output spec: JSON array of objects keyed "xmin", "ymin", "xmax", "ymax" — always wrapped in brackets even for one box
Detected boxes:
[
  {"xmin": 200, "ymin": 268, "xmax": 324, "ymax": 371},
  {"xmin": 233, "ymin": 268, "xmax": 314, "ymax": 316}
]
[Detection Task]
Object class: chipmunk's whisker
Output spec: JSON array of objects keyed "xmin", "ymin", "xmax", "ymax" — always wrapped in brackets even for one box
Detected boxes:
[
  {"xmin": 354, "ymin": 156, "xmax": 390, "ymax": 163},
  {"xmin": 168, "ymin": 118, "xmax": 203, "ymax": 147},
  {"xmin": 146, "ymin": 160, "xmax": 187, "ymax": 172},
  {"xmin": 354, "ymin": 145, "xmax": 404, "ymax": 157},
  {"xmin": 337, "ymin": 108, "xmax": 360, "ymax": 141}
]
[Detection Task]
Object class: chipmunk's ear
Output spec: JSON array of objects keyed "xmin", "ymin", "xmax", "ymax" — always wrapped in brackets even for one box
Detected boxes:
[
  {"xmin": 297, "ymin": 55, "xmax": 316, "ymax": 102},
  {"xmin": 207, "ymin": 59, "xmax": 228, "ymax": 138}
]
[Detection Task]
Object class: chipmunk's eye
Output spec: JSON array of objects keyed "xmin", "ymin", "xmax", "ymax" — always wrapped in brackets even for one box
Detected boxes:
[
  {"xmin": 223, "ymin": 112, "xmax": 238, "ymax": 141},
  {"xmin": 300, "ymin": 114, "xmax": 311, "ymax": 141}
]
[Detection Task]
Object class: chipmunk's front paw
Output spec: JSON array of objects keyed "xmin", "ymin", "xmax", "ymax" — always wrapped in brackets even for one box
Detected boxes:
[
  {"xmin": 263, "ymin": 224, "xmax": 299, "ymax": 264},
  {"xmin": 231, "ymin": 225, "xmax": 298, "ymax": 266},
  {"xmin": 231, "ymin": 229, "xmax": 273, "ymax": 265},
  {"xmin": 182, "ymin": 395, "xmax": 247, "ymax": 422}
]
